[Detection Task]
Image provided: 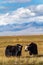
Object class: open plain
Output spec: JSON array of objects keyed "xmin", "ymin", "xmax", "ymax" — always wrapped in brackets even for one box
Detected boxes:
[{"xmin": 0, "ymin": 35, "xmax": 43, "ymax": 65}]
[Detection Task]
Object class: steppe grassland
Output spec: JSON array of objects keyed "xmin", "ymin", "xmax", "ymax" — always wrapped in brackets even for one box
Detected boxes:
[{"xmin": 0, "ymin": 35, "xmax": 43, "ymax": 65}]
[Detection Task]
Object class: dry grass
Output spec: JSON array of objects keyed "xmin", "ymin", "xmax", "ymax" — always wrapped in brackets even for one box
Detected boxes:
[{"xmin": 0, "ymin": 35, "xmax": 43, "ymax": 65}]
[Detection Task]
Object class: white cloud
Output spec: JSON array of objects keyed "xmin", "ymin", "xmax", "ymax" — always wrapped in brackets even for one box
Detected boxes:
[
  {"xmin": 0, "ymin": 4, "xmax": 43, "ymax": 35},
  {"xmin": 28, "ymin": 4, "xmax": 43, "ymax": 15},
  {"xmin": 0, "ymin": 4, "xmax": 43, "ymax": 25},
  {"xmin": 36, "ymin": 5, "xmax": 43, "ymax": 12},
  {"xmin": 0, "ymin": 7, "xmax": 36, "ymax": 25}
]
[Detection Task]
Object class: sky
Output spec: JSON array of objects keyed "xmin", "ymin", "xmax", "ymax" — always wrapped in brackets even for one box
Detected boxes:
[{"xmin": 0, "ymin": 0, "xmax": 43, "ymax": 36}]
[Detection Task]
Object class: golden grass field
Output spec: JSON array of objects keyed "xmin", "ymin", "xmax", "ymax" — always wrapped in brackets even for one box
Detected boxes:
[{"xmin": 0, "ymin": 35, "xmax": 43, "ymax": 65}]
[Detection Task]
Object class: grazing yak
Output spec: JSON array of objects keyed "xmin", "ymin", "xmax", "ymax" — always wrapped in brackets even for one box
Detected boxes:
[
  {"xmin": 25, "ymin": 42, "xmax": 38, "ymax": 55},
  {"xmin": 5, "ymin": 44, "xmax": 23, "ymax": 57}
]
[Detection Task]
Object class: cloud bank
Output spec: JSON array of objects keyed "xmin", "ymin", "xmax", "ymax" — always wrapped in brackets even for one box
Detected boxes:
[
  {"xmin": 0, "ymin": 4, "xmax": 43, "ymax": 25},
  {"xmin": 0, "ymin": 4, "xmax": 43, "ymax": 35}
]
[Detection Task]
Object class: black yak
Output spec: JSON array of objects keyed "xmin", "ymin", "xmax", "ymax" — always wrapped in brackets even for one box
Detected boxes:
[
  {"xmin": 25, "ymin": 42, "xmax": 38, "ymax": 55},
  {"xmin": 5, "ymin": 44, "xmax": 23, "ymax": 57}
]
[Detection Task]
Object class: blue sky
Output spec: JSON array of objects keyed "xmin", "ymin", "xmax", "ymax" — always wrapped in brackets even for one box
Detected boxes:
[{"xmin": 0, "ymin": 0, "xmax": 43, "ymax": 36}]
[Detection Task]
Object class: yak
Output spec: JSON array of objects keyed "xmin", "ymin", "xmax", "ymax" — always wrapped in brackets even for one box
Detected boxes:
[
  {"xmin": 5, "ymin": 44, "xmax": 23, "ymax": 57},
  {"xmin": 25, "ymin": 42, "xmax": 38, "ymax": 55}
]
